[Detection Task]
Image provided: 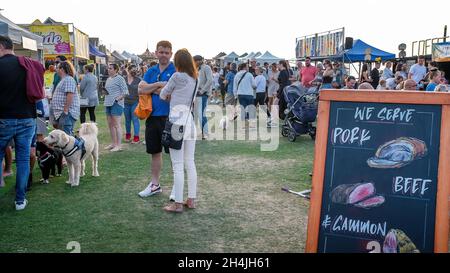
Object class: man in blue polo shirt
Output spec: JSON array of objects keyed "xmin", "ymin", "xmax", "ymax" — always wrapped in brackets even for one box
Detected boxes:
[{"xmin": 137, "ymin": 40, "xmax": 176, "ymax": 198}]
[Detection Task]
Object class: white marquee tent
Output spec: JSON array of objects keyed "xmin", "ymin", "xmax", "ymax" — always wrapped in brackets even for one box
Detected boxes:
[{"xmin": 255, "ymin": 51, "xmax": 283, "ymax": 65}]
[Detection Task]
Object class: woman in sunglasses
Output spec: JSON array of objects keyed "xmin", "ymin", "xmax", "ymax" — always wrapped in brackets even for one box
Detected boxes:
[{"xmin": 50, "ymin": 61, "xmax": 80, "ymax": 136}]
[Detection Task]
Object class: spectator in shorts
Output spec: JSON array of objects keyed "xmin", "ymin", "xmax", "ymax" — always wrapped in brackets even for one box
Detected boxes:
[
  {"xmin": 137, "ymin": 40, "xmax": 176, "ymax": 199},
  {"xmin": 104, "ymin": 63, "xmax": 128, "ymax": 152}
]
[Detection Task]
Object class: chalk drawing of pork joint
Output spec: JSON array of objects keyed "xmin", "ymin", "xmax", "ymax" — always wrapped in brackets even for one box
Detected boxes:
[{"xmin": 367, "ymin": 137, "xmax": 427, "ymax": 169}]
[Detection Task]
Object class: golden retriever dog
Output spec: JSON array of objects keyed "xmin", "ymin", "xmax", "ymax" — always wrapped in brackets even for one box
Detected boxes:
[{"xmin": 44, "ymin": 123, "xmax": 99, "ymax": 187}]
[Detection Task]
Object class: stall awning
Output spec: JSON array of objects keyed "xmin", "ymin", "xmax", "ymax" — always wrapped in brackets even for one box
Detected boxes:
[
  {"xmin": 334, "ymin": 39, "xmax": 396, "ymax": 63},
  {"xmin": 89, "ymin": 44, "xmax": 106, "ymax": 58},
  {"xmin": 0, "ymin": 13, "xmax": 43, "ymax": 50},
  {"xmin": 301, "ymin": 39, "xmax": 396, "ymax": 63}
]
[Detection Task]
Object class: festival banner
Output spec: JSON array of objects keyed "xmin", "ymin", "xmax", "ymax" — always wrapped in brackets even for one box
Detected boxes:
[
  {"xmin": 432, "ymin": 42, "xmax": 450, "ymax": 62},
  {"xmin": 29, "ymin": 24, "xmax": 71, "ymax": 55},
  {"xmin": 295, "ymin": 29, "xmax": 345, "ymax": 58},
  {"xmin": 73, "ymin": 27, "xmax": 89, "ymax": 59}
]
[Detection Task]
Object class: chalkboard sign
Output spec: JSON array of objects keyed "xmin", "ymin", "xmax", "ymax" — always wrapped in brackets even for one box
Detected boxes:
[{"xmin": 306, "ymin": 90, "xmax": 450, "ymax": 253}]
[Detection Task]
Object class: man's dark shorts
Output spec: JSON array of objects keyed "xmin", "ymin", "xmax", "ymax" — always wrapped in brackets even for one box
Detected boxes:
[{"xmin": 145, "ymin": 116, "xmax": 167, "ymax": 155}]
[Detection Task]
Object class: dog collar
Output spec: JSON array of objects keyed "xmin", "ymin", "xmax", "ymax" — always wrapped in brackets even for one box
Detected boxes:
[{"xmin": 57, "ymin": 142, "xmax": 69, "ymax": 150}]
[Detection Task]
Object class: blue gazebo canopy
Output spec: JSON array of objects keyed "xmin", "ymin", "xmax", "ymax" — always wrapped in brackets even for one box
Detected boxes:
[
  {"xmin": 89, "ymin": 44, "xmax": 106, "ymax": 58},
  {"xmin": 336, "ymin": 39, "xmax": 396, "ymax": 62}
]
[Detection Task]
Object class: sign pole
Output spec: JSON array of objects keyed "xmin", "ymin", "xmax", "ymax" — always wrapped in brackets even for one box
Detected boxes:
[{"xmin": 435, "ymin": 105, "xmax": 450, "ymax": 252}]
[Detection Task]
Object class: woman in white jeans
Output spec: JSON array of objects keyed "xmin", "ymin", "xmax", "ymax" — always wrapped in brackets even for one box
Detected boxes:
[{"xmin": 160, "ymin": 49, "xmax": 198, "ymax": 213}]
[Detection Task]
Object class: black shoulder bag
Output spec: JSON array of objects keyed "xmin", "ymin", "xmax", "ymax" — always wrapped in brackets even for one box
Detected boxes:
[{"xmin": 161, "ymin": 79, "xmax": 198, "ymax": 152}]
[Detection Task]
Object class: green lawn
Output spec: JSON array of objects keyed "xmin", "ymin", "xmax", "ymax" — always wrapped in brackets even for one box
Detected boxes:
[{"xmin": 0, "ymin": 106, "xmax": 314, "ymax": 253}]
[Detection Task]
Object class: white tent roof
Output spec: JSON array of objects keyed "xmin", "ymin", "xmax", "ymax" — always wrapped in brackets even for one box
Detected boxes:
[
  {"xmin": 121, "ymin": 51, "xmax": 142, "ymax": 63},
  {"xmin": 112, "ymin": 51, "xmax": 128, "ymax": 62},
  {"xmin": 0, "ymin": 13, "xmax": 43, "ymax": 50},
  {"xmin": 255, "ymin": 51, "xmax": 283, "ymax": 64},
  {"xmin": 222, "ymin": 51, "xmax": 240, "ymax": 62},
  {"xmin": 244, "ymin": 52, "xmax": 256, "ymax": 59}
]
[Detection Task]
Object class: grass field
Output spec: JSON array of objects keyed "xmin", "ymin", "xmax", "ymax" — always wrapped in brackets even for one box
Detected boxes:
[{"xmin": 0, "ymin": 105, "xmax": 314, "ymax": 253}]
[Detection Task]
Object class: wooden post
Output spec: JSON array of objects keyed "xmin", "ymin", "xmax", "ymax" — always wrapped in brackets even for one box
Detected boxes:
[
  {"xmin": 305, "ymin": 100, "xmax": 330, "ymax": 253},
  {"xmin": 435, "ymin": 105, "xmax": 450, "ymax": 252}
]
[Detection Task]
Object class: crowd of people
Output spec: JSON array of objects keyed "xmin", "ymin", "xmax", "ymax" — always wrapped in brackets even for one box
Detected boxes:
[
  {"xmin": 293, "ymin": 56, "xmax": 449, "ymax": 92},
  {"xmin": 2, "ymin": 31, "xmax": 450, "ymax": 213}
]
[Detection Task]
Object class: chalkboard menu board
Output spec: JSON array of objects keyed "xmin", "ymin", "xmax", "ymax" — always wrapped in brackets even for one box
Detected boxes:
[{"xmin": 306, "ymin": 91, "xmax": 450, "ymax": 253}]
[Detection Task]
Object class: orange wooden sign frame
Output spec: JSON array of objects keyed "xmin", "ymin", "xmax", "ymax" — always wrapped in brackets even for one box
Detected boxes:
[{"xmin": 305, "ymin": 90, "xmax": 450, "ymax": 253}]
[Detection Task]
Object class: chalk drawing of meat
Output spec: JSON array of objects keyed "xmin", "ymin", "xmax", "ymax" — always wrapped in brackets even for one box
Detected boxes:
[
  {"xmin": 383, "ymin": 229, "xmax": 420, "ymax": 253},
  {"xmin": 330, "ymin": 182, "xmax": 385, "ymax": 209},
  {"xmin": 367, "ymin": 137, "xmax": 427, "ymax": 169}
]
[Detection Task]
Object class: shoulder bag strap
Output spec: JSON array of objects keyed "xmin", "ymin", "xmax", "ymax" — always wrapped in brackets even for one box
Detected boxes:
[
  {"xmin": 237, "ymin": 72, "xmax": 248, "ymax": 90},
  {"xmin": 183, "ymin": 79, "xmax": 199, "ymax": 128}
]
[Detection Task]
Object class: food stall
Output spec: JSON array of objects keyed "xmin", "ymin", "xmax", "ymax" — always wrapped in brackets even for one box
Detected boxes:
[{"xmin": 0, "ymin": 13, "xmax": 43, "ymax": 62}]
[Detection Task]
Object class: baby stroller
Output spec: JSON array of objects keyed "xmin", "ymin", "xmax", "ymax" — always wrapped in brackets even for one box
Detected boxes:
[{"xmin": 281, "ymin": 84, "xmax": 319, "ymax": 142}]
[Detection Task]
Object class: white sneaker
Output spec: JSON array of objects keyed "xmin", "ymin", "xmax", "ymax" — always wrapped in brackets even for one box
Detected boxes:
[
  {"xmin": 15, "ymin": 199, "xmax": 28, "ymax": 211},
  {"xmin": 138, "ymin": 183, "xmax": 162, "ymax": 198}
]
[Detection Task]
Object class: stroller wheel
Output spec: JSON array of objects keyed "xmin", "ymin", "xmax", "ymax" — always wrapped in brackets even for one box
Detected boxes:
[
  {"xmin": 288, "ymin": 130, "xmax": 297, "ymax": 142},
  {"xmin": 281, "ymin": 127, "xmax": 290, "ymax": 137},
  {"xmin": 309, "ymin": 127, "xmax": 316, "ymax": 140}
]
